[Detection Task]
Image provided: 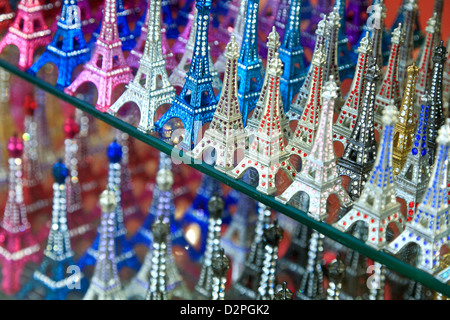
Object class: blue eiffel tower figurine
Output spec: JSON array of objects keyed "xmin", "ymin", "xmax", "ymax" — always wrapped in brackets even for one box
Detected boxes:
[
  {"xmin": 237, "ymin": 0, "xmax": 264, "ymax": 126},
  {"xmin": 77, "ymin": 141, "xmax": 141, "ymax": 272},
  {"xmin": 27, "ymin": 0, "xmax": 91, "ymax": 90},
  {"xmin": 334, "ymin": 0, "xmax": 356, "ymax": 81},
  {"xmin": 17, "ymin": 160, "xmax": 88, "ymax": 300},
  {"xmin": 90, "ymin": 0, "xmax": 136, "ymax": 51},
  {"xmin": 154, "ymin": 0, "xmax": 218, "ymax": 151},
  {"xmin": 279, "ymin": 0, "xmax": 306, "ymax": 112}
]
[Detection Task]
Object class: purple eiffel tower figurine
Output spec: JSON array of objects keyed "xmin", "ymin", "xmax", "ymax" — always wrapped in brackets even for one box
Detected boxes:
[
  {"xmin": 279, "ymin": 0, "xmax": 306, "ymax": 112},
  {"xmin": 65, "ymin": 0, "xmax": 134, "ymax": 112},
  {"xmin": 28, "ymin": 0, "xmax": 91, "ymax": 90},
  {"xmin": 77, "ymin": 141, "xmax": 141, "ymax": 272},
  {"xmin": 154, "ymin": 0, "xmax": 219, "ymax": 151},
  {"xmin": 301, "ymin": 0, "xmax": 332, "ymax": 52}
]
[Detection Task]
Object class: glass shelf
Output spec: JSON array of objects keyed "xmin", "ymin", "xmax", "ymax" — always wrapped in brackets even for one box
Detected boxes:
[{"xmin": 1, "ymin": 58, "xmax": 449, "ymax": 297}]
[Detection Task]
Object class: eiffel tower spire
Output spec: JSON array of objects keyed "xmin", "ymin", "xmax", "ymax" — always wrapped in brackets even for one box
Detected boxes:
[
  {"xmin": 326, "ymin": 255, "xmax": 346, "ymax": 300},
  {"xmin": 346, "ymin": 0, "xmax": 369, "ymax": 46},
  {"xmin": 211, "ymin": 248, "xmax": 230, "ymax": 300},
  {"xmin": 84, "ymin": 189, "xmax": 125, "ymax": 300},
  {"xmin": 374, "ymin": 25, "xmax": 404, "ymax": 137},
  {"xmin": 18, "ymin": 160, "xmax": 87, "ymax": 300},
  {"xmin": 387, "ymin": 120, "xmax": 450, "ymax": 274},
  {"xmin": 337, "ymin": 59, "xmax": 379, "ymax": 200},
  {"xmin": 395, "ymin": 93, "xmax": 432, "ymax": 221},
  {"xmin": 108, "ymin": 0, "xmax": 176, "ymax": 133},
  {"xmin": 228, "ymin": 53, "xmax": 297, "ymax": 195},
  {"xmin": 77, "ymin": 141, "xmax": 140, "ymax": 272},
  {"xmin": 193, "ymin": 195, "xmax": 224, "ymax": 300},
  {"xmin": 301, "ymin": 0, "xmax": 332, "ymax": 52},
  {"xmin": 279, "ymin": 0, "xmax": 306, "ymax": 112},
  {"xmin": 28, "ymin": 0, "xmax": 91, "ymax": 89},
  {"xmin": 426, "ymin": 41, "xmax": 447, "ymax": 166},
  {"xmin": 0, "ymin": 136, "xmax": 40, "ymax": 295},
  {"xmin": 333, "ymin": 33, "xmax": 372, "ymax": 150},
  {"xmin": 155, "ymin": 0, "xmax": 219, "ymax": 151},
  {"xmin": 415, "ymin": 13, "xmax": 439, "ymax": 115},
  {"xmin": 397, "ymin": 0, "xmax": 418, "ymax": 88},
  {"xmin": 189, "ymin": 36, "xmax": 247, "ymax": 173},
  {"xmin": 287, "ymin": 16, "xmax": 328, "ymax": 121},
  {"xmin": 285, "ymin": 48, "xmax": 325, "ymax": 167},
  {"xmin": 236, "ymin": 0, "xmax": 264, "ymax": 126},
  {"xmin": 0, "ymin": 0, "xmax": 52, "ymax": 70},
  {"xmin": 335, "ymin": 104, "xmax": 405, "ymax": 250},
  {"xmin": 277, "ymin": 80, "xmax": 352, "ymax": 221},
  {"xmin": 392, "ymin": 63, "xmax": 419, "ymax": 176},
  {"xmin": 333, "ymin": 0, "xmax": 356, "ymax": 81},
  {"xmin": 65, "ymin": 0, "xmax": 134, "ymax": 112}
]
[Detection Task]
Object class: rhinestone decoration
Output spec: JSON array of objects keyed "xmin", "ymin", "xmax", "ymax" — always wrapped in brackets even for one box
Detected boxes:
[
  {"xmin": 65, "ymin": 0, "xmax": 134, "ymax": 112},
  {"xmin": 211, "ymin": 248, "xmax": 230, "ymax": 300}
]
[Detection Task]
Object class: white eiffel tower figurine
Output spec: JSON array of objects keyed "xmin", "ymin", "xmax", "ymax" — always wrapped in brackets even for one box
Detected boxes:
[
  {"xmin": 108, "ymin": 0, "xmax": 175, "ymax": 133},
  {"xmin": 334, "ymin": 104, "xmax": 404, "ymax": 250},
  {"xmin": 227, "ymin": 52, "xmax": 297, "ymax": 195},
  {"xmin": 83, "ymin": 189, "xmax": 125, "ymax": 300},
  {"xmin": 277, "ymin": 79, "xmax": 352, "ymax": 221},
  {"xmin": 387, "ymin": 119, "xmax": 450, "ymax": 274},
  {"xmin": 188, "ymin": 36, "xmax": 246, "ymax": 173}
]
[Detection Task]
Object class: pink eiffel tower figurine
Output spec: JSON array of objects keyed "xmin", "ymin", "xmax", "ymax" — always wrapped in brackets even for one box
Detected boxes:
[
  {"xmin": 188, "ymin": 36, "xmax": 247, "ymax": 173},
  {"xmin": 374, "ymin": 25, "xmax": 404, "ymax": 138},
  {"xmin": 277, "ymin": 80, "xmax": 352, "ymax": 221},
  {"xmin": 227, "ymin": 52, "xmax": 297, "ymax": 195},
  {"xmin": 65, "ymin": 0, "xmax": 134, "ymax": 112},
  {"xmin": 333, "ymin": 33, "xmax": 372, "ymax": 151},
  {"xmin": 0, "ymin": 135, "xmax": 41, "ymax": 295},
  {"xmin": 0, "ymin": 0, "xmax": 52, "ymax": 70}
]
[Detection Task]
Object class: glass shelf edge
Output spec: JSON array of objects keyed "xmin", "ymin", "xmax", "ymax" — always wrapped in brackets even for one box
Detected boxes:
[{"xmin": 1, "ymin": 59, "xmax": 450, "ymax": 297}]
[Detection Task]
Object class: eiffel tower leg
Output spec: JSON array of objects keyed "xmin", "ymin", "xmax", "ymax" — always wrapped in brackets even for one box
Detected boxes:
[
  {"xmin": 276, "ymin": 180, "xmax": 302, "ymax": 205},
  {"xmin": 178, "ymin": 116, "xmax": 197, "ymax": 151},
  {"xmin": 65, "ymin": 71, "xmax": 93, "ymax": 98},
  {"xmin": 28, "ymin": 51, "xmax": 53, "ymax": 76},
  {"xmin": 256, "ymin": 167, "xmax": 277, "ymax": 195}
]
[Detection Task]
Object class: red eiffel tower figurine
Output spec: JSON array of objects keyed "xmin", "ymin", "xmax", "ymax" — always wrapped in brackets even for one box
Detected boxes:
[
  {"xmin": 0, "ymin": 0, "xmax": 52, "ymax": 70},
  {"xmin": 0, "ymin": 135, "xmax": 41, "ymax": 295},
  {"xmin": 65, "ymin": 0, "xmax": 134, "ymax": 112}
]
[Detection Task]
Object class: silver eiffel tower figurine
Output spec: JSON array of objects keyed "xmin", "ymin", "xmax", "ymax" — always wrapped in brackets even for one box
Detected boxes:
[
  {"xmin": 83, "ymin": 189, "xmax": 125, "ymax": 300},
  {"xmin": 108, "ymin": 0, "xmax": 176, "ymax": 133}
]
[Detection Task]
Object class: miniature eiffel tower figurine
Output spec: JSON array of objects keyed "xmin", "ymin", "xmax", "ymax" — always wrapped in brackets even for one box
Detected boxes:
[
  {"xmin": 326, "ymin": 256, "xmax": 346, "ymax": 300},
  {"xmin": 392, "ymin": 63, "xmax": 419, "ymax": 176},
  {"xmin": 126, "ymin": 168, "xmax": 191, "ymax": 300},
  {"xmin": 426, "ymin": 41, "xmax": 447, "ymax": 166},
  {"xmin": 65, "ymin": 0, "xmax": 134, "ymax": 113},
  {"xmin": 28, "ymin": 0, "xmax": 91, "ymax": 90},
  {"xmin": 333, "ymin": 33, "xmax": 373, "ymax": 150},
  {"xmin": 333, "ymin": 0, "xmax": 356, "ymax": 82},
  {"xmin": 144, "ymin": 216, "xmax": 170, "ymax": 300},
  {"xmin": 78, "ymin": 141, "xmax": 140, "ymax": 272},
  {"xmin": 155, "ymin": 0, "xmax": 219, "ymax": 151},
  {"xmin": 211, "ymin": 248, "xmax": 230, "ymax": 300},
  {"xmin": 91, "ymin": 0, "xmax": 136, "ymax": 51},
  {"xmin": 172, "ymin": 3, "xmax": 195, "ymax": 55},
  {"xmin": 277, "ymin": 79, "xmax": 353, "ymax": 220},
  {"xmin": 279, "ymin": 0, "xmax": 306, "ymax": 112},
  {"xmin": 287, "ymin": 16, "xmax": 327, "ymax": 121},
  {"xmin": 189, "ymin": 36, "xmax": 246, "ymax": 173},
  {"xmin": 0, "ymin": 0, "xmax": 14, "ymax": 30},
  {"xmin": 0, "ymin": 136, "xmax": 40, "ymax": 295},
  {"xmin": 193, "ymin": 194, "xmax": 225, "ymax": 300},
  {"xmin": 236, "ymin": 0, "xmax": 264, "ymax": 126},
  {"xmin": 301, "ymin": 0, "xmax": 332, "ymax": 52},
  {"xmin": 374, "ymin": 25, "xmax": 404, "ymax": 137},
  {"xmin": 84, "ymin": 189, "xmax": 125, "ymax": 300},
  {"xmin": 228, "ymin": 203, "xmax": 272, "ymax": 299},
  {"xmin": 0, "ymin": 0, "xmax": 52, "ymax": 70},
  {"xmin": 108, "ymin": 0, "xmax": 176, "ymax": 133},
  {"xmin": 395, "ymin": 93, "xmax": 432, "ymax": 223},
  {"xmin": 272, "ymin": 0, "xmax": 290, "ymax": 38},
  {"xmin": 391, "ymin": 0, "xmax": 424, "ymax": 51},
  {"xmin": 397, "ymin": 0, "xmax": 418, "ymax": 88},
  {"xmin": 258, "ymin": 0, "xmax": 289, "ymax": 60},
  {"xmin": 387, "ymin": 120, "xmax": 450, "ymax": 274},
  {"xmin": 334, "ymin": 104, "xmax": 405, "ymax": 250},
  {"xmin": 284, "ymin": 48, "xmax": 326, "ymax": 168},
  {"xmin": 256, "ymin": 220, "xmax": 283, "ymax": 300},
  {"xmin": 18, "ymin": 160, "xmax": 87, "ymax": 300},
  {"xmin": 296, "ymin": 230, "xmax": 325, "ymax": 300},
  {"xmin": 169, "ymin": 6, "xmax": 222, "ymax": 92},
  {"xmin": 337, "ymin": 59, "xmax": 379, "ymax": 200},
  {"xmin": 415, "ymin": 13, "xmax": 439, "ymax": 115},
  {"xmin": 228, "ymin": 53, "xmax": 297, "ymax": 195}
]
